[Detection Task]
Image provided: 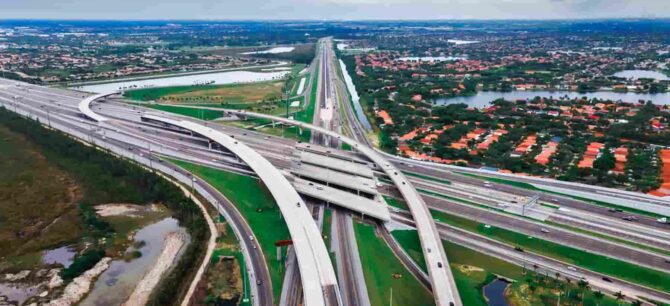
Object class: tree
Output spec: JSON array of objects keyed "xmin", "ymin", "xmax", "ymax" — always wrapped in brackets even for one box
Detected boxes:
[
  {"xmin": 593, "ymin": 290, "xmax": 604, "ymax": 306},
  {"xmin": 631, "ymin": 300, "xmax": 642, "ymax": 306},
  {"xmin": 614, "ymin": 291, "xmax": 625, "ymax": 305}
]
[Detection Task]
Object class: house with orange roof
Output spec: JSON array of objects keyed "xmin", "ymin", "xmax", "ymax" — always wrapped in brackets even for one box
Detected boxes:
[
  {"xmin": 377, "ymin": 110, "xmax": 394, "ymax": 125},
  {"xmin": 512, "ymin": 134, "xmax": 537, "ymax": 157},
  {"xmin": 476, "ymin": 129, "xmax": 508, "ymax": 151},
  {"xmin": 649, "ymin": 149, "xmax": 670, "ymax": 197},
  {"xmin": 612, "ymin": 146, "xmax": 628, "ymax": 174},
  {"xmin": 535, "ymin": 141, "xmax": 559, "ymax": 165},
  {"xmin": 577, "ymin": 142, "xmax": 604, "ymax": 168}
]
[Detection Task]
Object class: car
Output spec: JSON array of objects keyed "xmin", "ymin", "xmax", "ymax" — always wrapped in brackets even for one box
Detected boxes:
[
  {"xmin": 567, "ymin": 266, "xmax": 577, "ymax": 272},
  {"xmin": 510, "ymin": 200, "xmax": 518, "ymax": 204},
  {"xmin": 256, "ymin": 280, "xmax": 262, "ymax": 286},
  {"xmin": 602, "ymin": 277, "xmax": 612, "ymax": 282},
  {"xmin": 249, "ymin": 236, "xmax": 254, "ymax": 241},
  {"xmin": 437, "ymin": 262, "xmax": 443, "ymax": 268},
  {"xmin": 308, "ymin": 182, "xmax": 314, "ymax": 186},
  {"xmin": 316, "ymin": 186, "xmax": 324, "ymax": 190},
  {"xmin": 540, "ymin": 228, "xmax": 550, "ymax": 233},
  {"xmin": 514, "ymin": 246, "xmax": 524, "ymax": 252},
  {"xmin": 608, "ymin": 208, "xmax": 617, "ymax": 213},
  {"xmin": 665, "ymin": 258, "xmax": 670, "ymax": 264},
  {"xmin": 622, "ymin": 216, "xmax": 637, "ymax": 221}
]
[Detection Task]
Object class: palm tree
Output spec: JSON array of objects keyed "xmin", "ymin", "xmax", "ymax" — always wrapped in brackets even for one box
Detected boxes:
[
  {"xmin": 614, "ymin": 291, "xmax": 625, "ymax": 305},
  {"xmin": 593, "ymin": 291, "xmax": 604, "ymax": 306},
  {"xmin": 577, "ymin": 279, "xmax": 590, "ymax": 299}
]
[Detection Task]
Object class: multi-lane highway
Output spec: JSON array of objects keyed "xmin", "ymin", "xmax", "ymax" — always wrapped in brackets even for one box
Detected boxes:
[{"xmin": 3, "ymin": 37, "xmax": 670, "ymax": 306}]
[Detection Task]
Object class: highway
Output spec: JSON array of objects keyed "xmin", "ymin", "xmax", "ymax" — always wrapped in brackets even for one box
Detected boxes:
[
  {"xmin": 392, "ymin": 211, "xmax": 670, "ymax": 305},
  {"xmin": 314, "ymin": 38, "xmax": 371, "ymax": 306},
  {"xmin": 3, "ymin": 42, "xmax": 670, "ymax": 306}
]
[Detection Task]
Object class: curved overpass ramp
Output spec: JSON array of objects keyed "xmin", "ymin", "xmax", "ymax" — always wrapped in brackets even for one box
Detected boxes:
[
  {"xmin": 141, "ymin": 115, "xmax": 341, "ymax": 306},
  {"xmin": 219, "ymin": 109, "xmax": 462, "ymax": 306},
  {"xmin": 78, "ymin": 95, "xmax": 341, "ymax": 306},
  {"xmin": 78, "ymin": 92, "xmax": 117, "ymax": 122}
]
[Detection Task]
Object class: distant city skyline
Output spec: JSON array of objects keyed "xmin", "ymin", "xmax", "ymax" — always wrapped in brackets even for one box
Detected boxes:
[{"xmin": 1, "ymin": 0, "xmax": 669, "ymax": 20}]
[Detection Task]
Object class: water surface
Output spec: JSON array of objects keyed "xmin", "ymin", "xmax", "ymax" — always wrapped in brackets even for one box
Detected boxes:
[
  {"xmin": 74, "ymin": 70, "xmax": 288, "ymax": 94},
  {"xmin": 434, "ymin": 90, "xmax": 670, "ymax": 108},
  {"xmin": 613, "ymin": 70, "xmax": 669, "ymax": 81},
  {"xmin": 80, "ymin": 218, "xmax": 190, "ymax": 306},
  {"xmin": 483, "ymin": 278, "xmax": 510, "ymax": 306}
]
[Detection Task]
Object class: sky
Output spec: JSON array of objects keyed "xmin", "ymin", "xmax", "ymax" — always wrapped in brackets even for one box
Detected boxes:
[{"xmin": 0, "ymin": 0, "xmax": 669, "ymax": 20}]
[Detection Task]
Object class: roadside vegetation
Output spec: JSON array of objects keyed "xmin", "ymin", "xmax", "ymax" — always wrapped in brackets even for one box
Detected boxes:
[
  {"xmin": 0, "ymin": 107, "xmax": 209, "ymax": 305},
  {"xmin": 392, "ymin": 229, "xmax": 636, "ymax": 306},
  {"xmin": 169, "ymin": 159, "xmax": 290, "ymax": 300}
]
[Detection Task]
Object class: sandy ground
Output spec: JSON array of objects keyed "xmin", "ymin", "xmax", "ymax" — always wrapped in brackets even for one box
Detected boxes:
[
  {"xmin": 121, "ymin": 232, "xmax": 186, "ymax": 306},
  {"xmin": 47, "ymin": 257, "xmax": 112, "ymax": 306},
  {"xmin": 95, "ymin": 204, "xmax": 146, "ymax": 217}
]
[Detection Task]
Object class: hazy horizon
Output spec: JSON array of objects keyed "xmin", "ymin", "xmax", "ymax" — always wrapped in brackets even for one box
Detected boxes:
[{"xmin": 1, "ymin": 0, "xmax": 669, "ymax": 21}]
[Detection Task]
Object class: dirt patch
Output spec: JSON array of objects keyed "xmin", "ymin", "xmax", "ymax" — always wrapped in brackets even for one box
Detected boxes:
[
  {"xmin": 122, "ymin": 232, "xmax": 186, "ymax": 306},
  {"xmin": 95, "ymin": 204, "xmax": 146, "ymax": 217},
  {"xmin": 458, "ymin": 264, "xmax": 485, "ymax": 274},
  {"xmin": 46, "ymin": 257, "xmax": 112, "ymax": 306}
]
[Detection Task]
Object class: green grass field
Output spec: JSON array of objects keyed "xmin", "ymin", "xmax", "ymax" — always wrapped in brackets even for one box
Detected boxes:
[
  {"xmin": 354, "ymin": 222, "xmax": 434, "ymax": 306},
  {"xmin": 429, "ymin": 209, "xmax": 670, "ymax": 294},
  {"xmin": 392, "ymin": 228, "xmax": 627, "ymax": 306},
  {"xmin": 169, "ymin": 159, "xmax": 289, "ymax": 300}
]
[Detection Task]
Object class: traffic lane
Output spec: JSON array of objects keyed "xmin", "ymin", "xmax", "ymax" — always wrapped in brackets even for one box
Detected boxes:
[
  {"xmin": 393, "ymin": 214, "xmax": 670, "ymax": 305},
  {"xmin": 394, "ymin": 162, "xmax": 666, "ymax": 228},
  {"xmin": 420, "ymin": 193, "xmax": 670, "ymax": 272},
  {"xmin": 406, "ymin": 178, "xmax": 670, "ymax": 251}
]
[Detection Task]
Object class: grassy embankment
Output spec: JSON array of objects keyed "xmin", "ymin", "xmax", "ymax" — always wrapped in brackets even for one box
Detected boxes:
[
  {"xmin": 169, "ymin": 159, "xmax": 290, "ymax": 301},
  {"xmin": 354, "ymin": 222, "xmax": 434, "ymax": 306},
  {"xmin": 392, "ymin": 229, "xmax": 628, "ymax": 306},
  {"xmin": 384, "ymin": 195, "xmax": 670, "ymax": 294}
]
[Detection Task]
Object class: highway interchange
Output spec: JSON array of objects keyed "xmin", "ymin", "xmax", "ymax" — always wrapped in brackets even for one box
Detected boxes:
[{"xmin": 1, "ymin": 37, "xmax": 670, "ymax": 306}]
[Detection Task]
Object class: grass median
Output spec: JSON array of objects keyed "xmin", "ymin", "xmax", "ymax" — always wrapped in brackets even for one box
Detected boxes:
[{"xmin": 354, "ymin": 222, "xmax": 433, "ymax": 306}]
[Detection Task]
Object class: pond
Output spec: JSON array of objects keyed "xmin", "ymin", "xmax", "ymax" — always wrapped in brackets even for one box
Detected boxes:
[
  {"xmin": 433, "ymin": 90, "xmax": 670, "ymax": 108},
  {"xmin": 483, "ymin": 278, "xmax": 510, "ymax": 306},
  {"xmin": 79, "ymin": 217, "xmax": 190, "ymax": 306},
  {"xmin": 72, "ymin": 70, "xmax": 289, "ymax": 94},
  {"xmin": 42, "ymin": 245, "xmax": 76, "ymax": 268},
  {"xmin": 613, "ymin": 70, "xmax": 670, "ymax": 81}
]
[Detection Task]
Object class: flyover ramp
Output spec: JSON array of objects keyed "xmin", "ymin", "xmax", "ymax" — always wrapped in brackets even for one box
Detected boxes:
[
  {"xmin": 140, "ymin": 114, "xmax": 340, "ymax": 306},
  {"xmin": 78, "ymin": 92, "xmax": 117, "ymax": 122},
  {"xmin": 290, "ymin": 163, "xmax": 378, "ymax": 196},
  {"xmin": 219, "ymin": 109, "xmax": 462, "ymax": 306},
  {"xmin": 296, "ymin": 150, "xmax": 374, "ymax": 178},
  {"xmin": 292, "ymin": 178, "xmax": 391, "ymax": 222}
]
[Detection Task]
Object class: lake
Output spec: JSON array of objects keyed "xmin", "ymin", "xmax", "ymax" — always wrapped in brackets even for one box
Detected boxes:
[
  {"xmin": 613, "ymin": 70, "xmax": 670, "ymax": 81},
  {"xmin": 434, "ymin": 90, "xmax": 670, "ymax": 108},
  {"xmin": 80, "ymin": 218, "xmax": 190, "ymax": 306},
  {"xmin": 73, "ymin": 70, "xmax": 289, "ymax": 94},
  {"xmin": 242, "ymin": 47, "xmax": 295, "ymax": 55}
]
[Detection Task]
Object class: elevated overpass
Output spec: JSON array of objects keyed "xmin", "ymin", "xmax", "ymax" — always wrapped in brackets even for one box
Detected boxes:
[
  {"xmin": 79, "ymin": 94, "xmax": 342, "ymax": 306},
  {"xmin": 78, "ymin": 92, "xmax": 118, "ymax": 122},
  {"xmin": 218, "ymin": 109, "xmax": 463, "ymax": 306}
]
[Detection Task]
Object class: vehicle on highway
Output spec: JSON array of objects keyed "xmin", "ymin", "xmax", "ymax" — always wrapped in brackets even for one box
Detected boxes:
[
  {"xmin": 622, "ymin": 216, "xmax": 637, "ymax": 221},
  {"xmin": 514, "ymin": 246, "xmax": 524, "ymax": 252},
  {"xmin": 540, "ymin": 228, "xmax": 550, "ymax": 233},
  {"xmin": 567, "ymin": 266, "xmax": 577, "ymax": 272},
  {"xmin": 602, "ymin": 277, "xmax": 613, "ymax": 282}
]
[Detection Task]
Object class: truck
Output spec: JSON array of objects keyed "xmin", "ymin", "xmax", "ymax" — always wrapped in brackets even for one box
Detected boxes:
[{"xmin": 658, "ymin": 217, "xmax": 668, "ymax": 224}]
